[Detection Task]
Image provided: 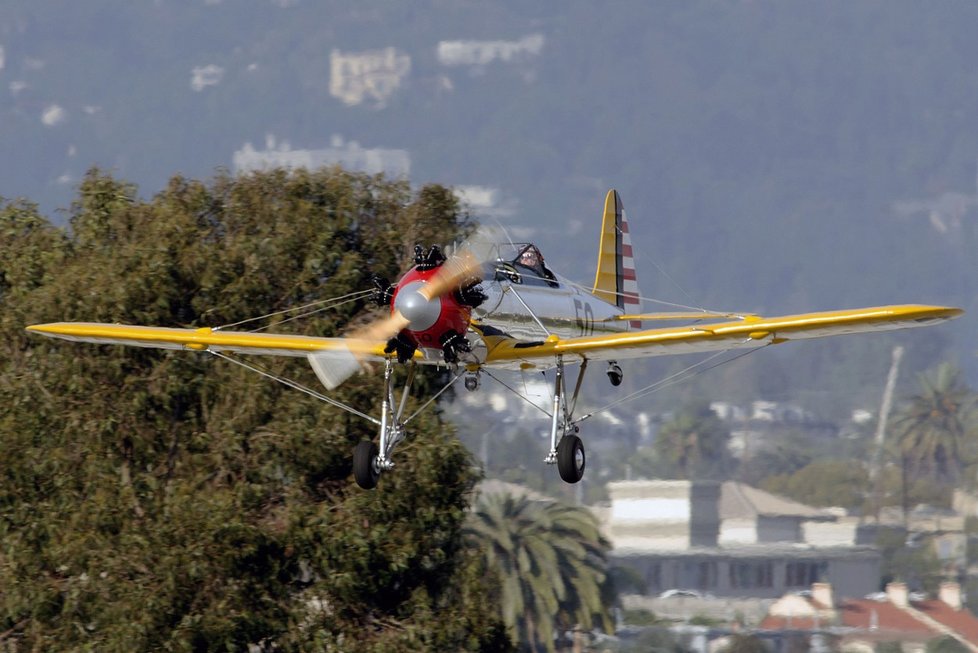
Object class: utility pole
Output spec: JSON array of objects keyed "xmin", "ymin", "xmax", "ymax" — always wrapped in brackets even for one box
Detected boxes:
[{"xmin": 870, "ymin": 345, "xmax": 904, "ymax": 521}]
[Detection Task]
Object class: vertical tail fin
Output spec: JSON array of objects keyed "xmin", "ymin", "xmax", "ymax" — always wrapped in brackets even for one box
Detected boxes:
[{"xmin": 592, "ymin": 189, "xmax": 642, "ymax": 329}]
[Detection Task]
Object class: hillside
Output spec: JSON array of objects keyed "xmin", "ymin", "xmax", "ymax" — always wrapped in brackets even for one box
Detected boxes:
[{"xmin": 1, "ymin": 1, "xmax": 974, "ymax": 405}]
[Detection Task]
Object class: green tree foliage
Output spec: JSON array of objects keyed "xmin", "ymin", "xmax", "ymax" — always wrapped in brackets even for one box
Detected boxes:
[
  {"xmin": 925, "ymin": 636, "xmax": 970, "ymax": 653},
  {"xmin": 875, "ymin": 642, "xmax": 903, "ymax": 653},
  {"xmin": 892, "ymin": 363, "xmax": 977, "ymax": 490},
  {"xmin": 465, "ymin": 492, "xmax": 613, "ymax": 653},
  {"xmin": 876, "ymin": 528, "xmax": 942, "ymax": 594},
  {"xmin": 648, "ymin": 401, "xmax": 733, "ymax": 480},
  {"xmin": 761, "ymin": 459, "xmax": 869, "ymax": 512},
  {"xmin": 0, "ymin": 167, "xmax": 510, "ymax": 651},
  {"xmin": 617, "ymin": 627, "xmax": 683, "ymax": 653}
]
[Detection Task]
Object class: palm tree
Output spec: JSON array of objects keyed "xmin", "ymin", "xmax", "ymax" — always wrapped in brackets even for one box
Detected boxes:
[
  {"xmin": 892, "ymin": 363, "xmax": 976, "ymax": 487},
  {"xmin": 465, "ymin": 491, "xmax": 613, "ymax": 653},
  {"xmin": 653, "ymin": 400, "xmax": 733, "ymax": 479}
]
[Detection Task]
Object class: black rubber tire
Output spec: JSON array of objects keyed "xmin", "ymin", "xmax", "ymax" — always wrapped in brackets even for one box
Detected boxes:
[
  {"xmin": 556, "ymin": 434, "xmax": 586, "ymax": 484},
  {"xmin": 353, "ymin": 440, "xmax": 380, "ymax": 489}
]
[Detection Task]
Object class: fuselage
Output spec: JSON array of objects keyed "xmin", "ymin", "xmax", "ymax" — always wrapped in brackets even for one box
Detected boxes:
[{"xmin": 473, "ymin": 271, "xmax": 627, "ymax": 341}]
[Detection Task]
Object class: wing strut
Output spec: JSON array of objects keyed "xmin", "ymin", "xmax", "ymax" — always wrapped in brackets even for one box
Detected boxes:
[{"xmin": 505, "ymin": 284, "xmax": 552, "ymax": 338}]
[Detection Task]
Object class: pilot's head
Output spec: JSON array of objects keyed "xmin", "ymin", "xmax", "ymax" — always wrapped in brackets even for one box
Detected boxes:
[{"xmin": 520, "ymin": 247, "xmax": 540, "ymax": 267}]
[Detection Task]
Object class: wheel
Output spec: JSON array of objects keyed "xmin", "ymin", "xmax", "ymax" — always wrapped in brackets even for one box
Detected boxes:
[
  {"xmin": 353, "ymin": 440, "xmax": 381, "ymax": 489},
  {"xmin": 607, "ymin": 363, "xmax": 623, "ymax": 387},
  {"xmin": 556, "ymin": 434, "xmax": 585, "ymax": 484}
]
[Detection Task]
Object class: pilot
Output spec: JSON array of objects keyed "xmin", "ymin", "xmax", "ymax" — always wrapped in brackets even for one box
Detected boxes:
[
  {"xmin": 519, "ymin": 246, "xmax": 542, "ymax": 270},
  {"xmin": 515, "ymin": 245, "xmax": 557, "ymax": 286}
]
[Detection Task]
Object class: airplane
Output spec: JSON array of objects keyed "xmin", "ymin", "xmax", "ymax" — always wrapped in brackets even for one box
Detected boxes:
[{"xmin": 26, "ymin": 190, "xmax": 964, "ymax": 490}]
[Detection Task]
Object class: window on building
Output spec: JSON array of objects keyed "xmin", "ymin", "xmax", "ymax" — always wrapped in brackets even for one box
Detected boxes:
[
  {"xmin": 678, "ymin": 561, "xmax": 717, "ymax": 590},
  {"xmin": 785, "ymin": 561, "xmax": 827, "ymax": 587},
  {"xmin": 645, "ymin": 563, "xmax": 662, "ymax": 592},
  {"xmin": 729, "ymin": 561, "xmax": 773, "ymax": 589}
]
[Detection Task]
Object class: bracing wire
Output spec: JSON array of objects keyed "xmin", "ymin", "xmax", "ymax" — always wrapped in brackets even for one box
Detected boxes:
[
  {"xmin": 556, "ymin": 275, "xmax": 738, "ymax": 316},
  {"xmin": 213, "ymin": 289, "xmax": 372, "ymax": 332},
  {"xmin": 248, "ymin": 291, "xmax": 372, "ymax": 332},
  {"xmin": 620, "ymin": 221, "xmax": 705, "ymax": 311},
  {"xmin": 209, "ymin": 350, "xmax": 380, "ymax": 425},
  {"xmin": 572, "ymin": 342, "xmax": 770, "ymax": 426},
  {"xmin": 482, "ymin": 343, "xmax": 766, "ymax": 425},
  {"xmin": 483, "ymin": 369, "xmax": 553, "ymax": 418},
  {"xmin": 403, "ymin": 369, "xmax": 467, "ymax": 425}
]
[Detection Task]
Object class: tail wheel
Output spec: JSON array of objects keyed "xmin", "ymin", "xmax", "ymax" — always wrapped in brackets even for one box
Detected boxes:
[
  {"xmin": 353, "ymin": 440, "xmax": 381, "ymax": 489},
  {"xmin": 556, "ymin": 434, "xmax": 585, "ymax": 484}
]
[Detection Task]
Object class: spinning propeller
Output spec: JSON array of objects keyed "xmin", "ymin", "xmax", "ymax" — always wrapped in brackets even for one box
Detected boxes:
[{"xmin": 309, "ymin": 227, "xmax": 500, "ymax": 390}]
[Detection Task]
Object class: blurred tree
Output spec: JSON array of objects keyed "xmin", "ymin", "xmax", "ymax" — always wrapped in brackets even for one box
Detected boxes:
[
  {"xmin": 762, "ymin": 459, "xmax": 869, "ymax": 512},
  {"xmin": 465, "ymin": 492, "xmax": 612, "ymax": 653},
  {"xmin": 875, "ymin": 642, "xmax": 903, "ymax": 653},
  {"xmin": 617, "ymin": 627, "xmax": 683, "ymax": 652},
  {"xmin": 892, "ymin": 363, "xmax": 977, "ymax": 491},
  {"xmin": 925, "ymin": 636, "xmax": 970, "ymax": 653},
  {"xmin": 736, "ymin": 433, "xmax": 817, "ymax": 488},
  {"xmin": 877, "ymin": 528, "xmax": 942, "ymax": 594},
  {"xmin": 0, "ymin": 167, "xmax": 510, "ymax": 651},
  {"xmin": 651, "ymin": 400, "xmax": 733, "ymax": 480}
]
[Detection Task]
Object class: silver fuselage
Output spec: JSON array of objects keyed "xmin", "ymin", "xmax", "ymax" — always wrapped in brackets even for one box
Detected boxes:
[{"xmin": 472, "ymin": 271, "xmax": 627, "ymax": 341}]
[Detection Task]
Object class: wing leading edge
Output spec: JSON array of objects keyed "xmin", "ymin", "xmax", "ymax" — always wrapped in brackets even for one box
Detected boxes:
[
  {"xmin": 24, "ymin": 322, "xmax": 393, "ymax": 359},
  {"xmin": 478, "ymin": 304, "xmax": 963, "ymax": 368}
]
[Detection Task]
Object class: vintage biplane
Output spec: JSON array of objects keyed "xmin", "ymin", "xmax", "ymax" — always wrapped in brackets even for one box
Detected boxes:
[{"xmin": 27, "ymin": 190, "xmax": 963, "ymax": 489}]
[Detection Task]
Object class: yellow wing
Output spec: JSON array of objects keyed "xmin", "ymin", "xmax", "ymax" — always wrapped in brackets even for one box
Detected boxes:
[
  {"xmin": 24, "ymin": 322, "xmax": 394, "ymax": 359},
  {"xmin": 25, "ymin": 303, "xmax": 963, "ymax": 378},
  {"xmin": 478, "ymin": 304, "xmax": 963, "ymax": 369}
]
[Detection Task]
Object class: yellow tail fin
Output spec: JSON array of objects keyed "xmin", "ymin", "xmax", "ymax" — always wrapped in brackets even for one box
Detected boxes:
[{"xmin": 592, "ymin": 190, "xmax": 641, "ymax": 326}]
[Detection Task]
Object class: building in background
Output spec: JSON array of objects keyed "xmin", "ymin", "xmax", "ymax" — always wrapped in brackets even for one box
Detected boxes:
[{"xmin": 606, "ymin": 480, "xmax": 880, "ymax": 601}]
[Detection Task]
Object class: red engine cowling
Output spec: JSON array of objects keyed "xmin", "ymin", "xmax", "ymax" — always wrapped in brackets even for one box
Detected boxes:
[{"xmin": 389, "ymin": 266, "xmax": 471, "ymax": 350}]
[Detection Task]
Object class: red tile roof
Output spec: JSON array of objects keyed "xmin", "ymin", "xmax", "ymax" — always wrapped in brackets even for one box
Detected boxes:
[
  {"xmin": 913, "ymin": 600, "xmax": 978, "ymax": 644},
  {"xmin": 839, "ymin": 599, "xmax": 934, "ymax": 634},
  {"xmin": 762, "ymin": 594, "xmax": 978, "ymax": 648}
]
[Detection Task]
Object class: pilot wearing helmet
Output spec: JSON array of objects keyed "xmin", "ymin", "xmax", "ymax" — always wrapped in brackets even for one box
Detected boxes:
[{"xmin": 514, "ymin": 245, "xmax": 558, "ymax": 287}]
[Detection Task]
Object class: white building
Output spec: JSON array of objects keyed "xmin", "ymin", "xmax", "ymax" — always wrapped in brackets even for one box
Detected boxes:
[{"xmin": 606, "ymin": 480, "xmax": 880, "ymax": 600}]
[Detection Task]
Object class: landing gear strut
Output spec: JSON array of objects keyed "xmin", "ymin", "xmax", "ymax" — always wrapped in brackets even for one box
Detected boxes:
[
  {"xmin": 353, "ymin": 358, "xmax": 413, "ymax": 489},
  {"xmin": 544, "ymin": 356, "xmax": 589, "ymax": 484}
]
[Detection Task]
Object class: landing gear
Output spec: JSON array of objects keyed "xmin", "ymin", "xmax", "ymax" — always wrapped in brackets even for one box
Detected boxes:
[
  {"xmin": 557, "ymin": 433, "xmax": 585, "ymax": 483},
  {"xmin": 544, "ymin": 356, "xmax": 589, "ymax": 484},
  {"xmin": 607, "ymin": 361, "xmax": 623, "ymax": 387},
  {"xmin": 464, "ymin": 372, "xmax": 480, "ymax": 392},
  {"xmin": 353, "ymin": 441, "xmax": 380, "ymax": 489},
  {"xmin": 352, "ymin": 358, "xmax": 414, "ymax": 490}
]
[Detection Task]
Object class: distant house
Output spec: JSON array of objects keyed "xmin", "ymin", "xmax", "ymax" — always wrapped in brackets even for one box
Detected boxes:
[
  {"xmin": 761, "ymin": 581, "xmax": 978, "ymax": 652},
  {"xmin": 605, "ymin": 480, "xmax": 880, "ymax": 600},
  {"xmin": 719, "ymin": 480, "xmax": 836, "ymax": 545}
]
